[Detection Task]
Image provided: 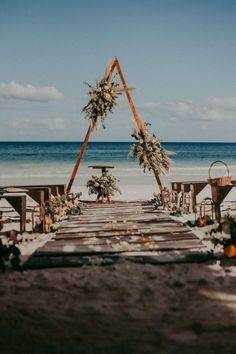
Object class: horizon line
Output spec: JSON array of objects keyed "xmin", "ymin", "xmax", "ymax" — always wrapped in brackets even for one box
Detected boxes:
[{"xmin": 0, "ymin": 140, "xmax": 236, "ymax": 144}]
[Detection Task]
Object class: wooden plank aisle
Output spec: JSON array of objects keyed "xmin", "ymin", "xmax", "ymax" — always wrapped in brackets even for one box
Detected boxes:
[{"xmin": 24, "ymin": 201, "xmax": 208, "ymax": 269}]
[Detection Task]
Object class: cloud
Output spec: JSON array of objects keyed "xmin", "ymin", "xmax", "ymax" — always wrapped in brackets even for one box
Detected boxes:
[
  {"xmin": 8, "ymin": 117, "xmax": 67, "ymax": 131},
  {"xmin": 42, "ymin": 117, "xmax": 66, "ymax": 130},
  {"xmin": 207, "ymin": 96, "xmax": 236, "ymax": 110},
  {"xmin": 0, "ymin": 81, "xmax": 64, "ymax": 102},
  {"xmin": 139, "ymin": 96, "xmax": 236, "ymax": 122}
]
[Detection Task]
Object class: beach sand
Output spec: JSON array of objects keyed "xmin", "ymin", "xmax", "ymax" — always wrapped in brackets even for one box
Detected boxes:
[
  {"xmin": 0, "ymin": 184, "xmax": 236, "ymax": 353},
  {"xmin": 0, "ymin": 262, "xmax": 236, "ymax": 354}
]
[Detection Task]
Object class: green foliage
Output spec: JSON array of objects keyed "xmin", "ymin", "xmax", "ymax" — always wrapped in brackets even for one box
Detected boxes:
[
  {"xmin": 185, "ymin": 220, "xmax": 196, "ymax": 227},
  {"xmin": 208, "ymin": 213, "xmax": 236, "ymax": 248},
  {"xmin": 169, "ymin": 207, "xmax": 182, "ymax": 217},
  {"xmin": 149, "ymin": 193, "xmax": 163, "ymax": 209},
  {"xmin": 82, "ymin": 78, "xmax": 120, "ymax": 129}
]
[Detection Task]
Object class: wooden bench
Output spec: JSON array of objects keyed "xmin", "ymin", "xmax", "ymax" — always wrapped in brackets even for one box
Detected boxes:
[
  {"xmin": 19, "ymin": 184, "xmax": 66, "ymax": 197},
  {"xmin": 172, "ymin": 180, "xmax": 236, "ymax": 220},
  {"xmin": 181, "ymin": 181, "xmax": 208, "ymax": 211},
  {"xmin": 0, "ymin": 194, "xmax": 26, "ymax": 234},
  {"xmin": 1, "ymin": 184, "xmax": 66, "ymax": 197},
  {"xmin": 25, "ymin": 187, "xmax": 51, "ymax": 205},
  {"xmin": 171, "ymin": 180, "xmax": 209, "ymax": 213},
  {"xmin": 0, "ymin": 187, "xmax": 52, "ymax": 207},
  {"xmin": 0, "ymin": 184, "xmax": 66, "ymax": 234},
  {"xmin": 171, "ymin": 182, "xmax": 183, "ymax": 194},
  {"xmin": 0, "ymin": 184, "xmax": 66, "ymax": 208}
]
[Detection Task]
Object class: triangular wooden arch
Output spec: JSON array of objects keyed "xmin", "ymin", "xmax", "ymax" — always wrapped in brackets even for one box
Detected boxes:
[{"xmin": 67, "ymin": 57, "xmax": 163, "ymax": 193}]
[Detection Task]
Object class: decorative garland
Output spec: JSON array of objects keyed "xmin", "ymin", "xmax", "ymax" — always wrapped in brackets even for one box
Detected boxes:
[
  {"xmin": 87, "ymin": 171, "xmax": 121, "ymax": 201},
  {"xmin": 82, "ymin": 76, "xmax": 121, "ymax": 129},
  {"xmin": 129, "ymin": 123, "xmax": 171, "ymax": 174}
]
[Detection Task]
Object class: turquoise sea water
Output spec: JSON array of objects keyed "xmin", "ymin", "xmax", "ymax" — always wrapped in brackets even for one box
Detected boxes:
[
  {"xmin": 1, "ymin": 141, "xmax": 236, "ymax": 164},
  {"xmin": 0, "ymin": 142, "xmax": 236, "ymax": 186}
]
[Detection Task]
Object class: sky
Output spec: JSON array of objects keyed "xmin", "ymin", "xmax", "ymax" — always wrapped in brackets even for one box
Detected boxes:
[{"xmin": 0, "ymin": 0, "xmax": 236, "ymax": 142}]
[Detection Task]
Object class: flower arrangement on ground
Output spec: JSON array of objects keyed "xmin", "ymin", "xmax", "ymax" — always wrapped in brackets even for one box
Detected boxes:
[
  {"xmin": 129, "ymin": 123, "xmax": 171, "ymax": 175},
  {"xmin": 87, "ymin": 170, "xmax": 121, "ymax": 202},
  {"xmin": 45, "ymin": 192, "xmax": 82, "ymax": 220},
  {"xmin": 34, "ymin": 193, "xmax": 82, "ymax": 233}
]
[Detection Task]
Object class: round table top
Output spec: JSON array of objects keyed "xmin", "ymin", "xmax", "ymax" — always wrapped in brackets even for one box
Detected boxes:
[{"xmin": 88, "ymin": 165, "xmax": 115, "ymax": 169}]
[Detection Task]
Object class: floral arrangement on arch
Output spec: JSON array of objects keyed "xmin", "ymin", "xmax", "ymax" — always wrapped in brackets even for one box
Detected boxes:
[
  {"xmin": 87, "ymin": 170, "xmax": 121, "ymax": 202},
  {"xmin": 81, "ymin": 63, "xmax": 135, "ymax": 129},
  {"xmin": 129, "ymin": 123, "xmax": 171, "ymax": 175},
  {"xmin": 82, "ymin": 74, "xmax": 121, "ymax": 129}
]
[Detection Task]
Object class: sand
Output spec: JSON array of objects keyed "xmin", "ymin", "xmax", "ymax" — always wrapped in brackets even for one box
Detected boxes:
[
  {"xmin": 1, "ymin": 185, "xmax": 236, "ymax": 353},
  {"xmin": 0, "ymin": 262, "xmax": 236, "ymax": 354}
]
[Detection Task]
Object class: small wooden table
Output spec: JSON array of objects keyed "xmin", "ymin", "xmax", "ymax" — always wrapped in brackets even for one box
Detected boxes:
[{"xmin": 88, "ymin": 165, "xmax": 115, "ymax": 173}]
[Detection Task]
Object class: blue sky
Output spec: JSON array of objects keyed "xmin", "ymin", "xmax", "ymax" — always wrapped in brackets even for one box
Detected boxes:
[{"xmin": 0, "ymin": 0, "xmax": 236, "ymax": 141}]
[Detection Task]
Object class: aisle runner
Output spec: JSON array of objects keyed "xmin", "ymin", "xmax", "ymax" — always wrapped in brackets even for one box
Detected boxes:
[{"xmin": 25, "ymin": 201, "xmax": 207, "ymax": 269}]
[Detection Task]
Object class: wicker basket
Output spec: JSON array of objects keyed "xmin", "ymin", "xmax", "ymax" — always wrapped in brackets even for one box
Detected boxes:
[{"xmin": 208, "ymin": 160, "xmax": 232, "ymax": 186}]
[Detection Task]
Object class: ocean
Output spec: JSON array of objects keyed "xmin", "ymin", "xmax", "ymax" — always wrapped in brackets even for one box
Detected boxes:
[{"xmin": 0, "ymin": 142, "xmax": 236, "ymax": 191}]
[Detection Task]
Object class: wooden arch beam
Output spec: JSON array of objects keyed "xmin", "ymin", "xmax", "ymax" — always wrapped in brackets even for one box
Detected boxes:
[{"xmin": 66, "ymin": 58, "xmax": 163, "ymax": 193}]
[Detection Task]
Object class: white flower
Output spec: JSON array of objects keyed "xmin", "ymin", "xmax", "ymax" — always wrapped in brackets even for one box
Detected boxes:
[{"xmin": 104, "ymin": 92, "xmax": 111, "ymax": 101}]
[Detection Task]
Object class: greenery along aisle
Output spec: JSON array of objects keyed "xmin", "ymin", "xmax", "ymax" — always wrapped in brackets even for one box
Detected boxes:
[{"xmin": 129, "ymin": 123, "xmax": 171, "ymax": 175}]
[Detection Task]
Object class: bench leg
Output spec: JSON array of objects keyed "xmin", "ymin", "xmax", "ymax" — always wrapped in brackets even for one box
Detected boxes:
[{"xmin": 5, "ymin": 196, "xmax": 27, "ymax": 234}]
